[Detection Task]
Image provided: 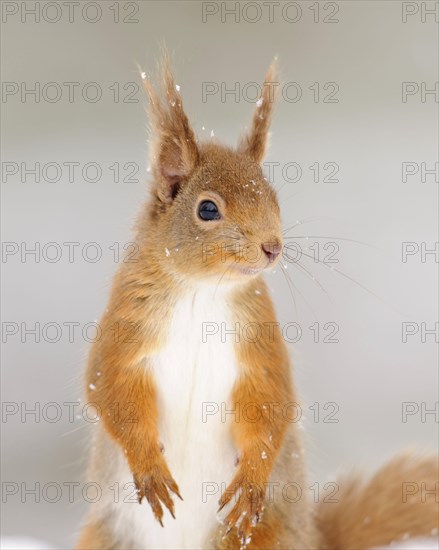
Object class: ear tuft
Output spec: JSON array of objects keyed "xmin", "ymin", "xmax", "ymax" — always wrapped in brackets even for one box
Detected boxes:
[
  {"xmin": 238, "ymin": 59, "xmax": 279, "ymax": 164},
  {"xmin": 142, "ymin": 50, "xmax": 199, "ymax": 203}
]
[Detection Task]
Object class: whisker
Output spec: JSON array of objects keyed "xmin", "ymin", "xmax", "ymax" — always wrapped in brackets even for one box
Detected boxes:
[
  {"xmin": 213, "ymin": 261, "xmax": 236, "ymax": 299},
  {"xmin": 215, "ymin": 232, "xmax": 244, "ymax": 241},
  {"xmin": 282, "ymin": 217, "xmax": 330, "ymax": 236},
  {"xmin": 278, "ymin": 264, "xmax": 297, "ymax": 318},
  {"xmin": 298, "ymin": 250, "xmax": 390, "ymax": 307},
  {"xmin": 290, "ymin": 260, "xmax": 332, "ymax": 302},
  {"xmin": 279, "ymin": 263, "xmax": 317, "ymax": 318},
  {"xmin": 278, "ymin": 187, "xmax": 305, "ymax": 202},
  {"xmin": 61, "ymin": 423, "xmax": 90, "ymax": 437},
  {"xmin": 283, "ymin": 235, "xmax": 379, "ymax": 249}
]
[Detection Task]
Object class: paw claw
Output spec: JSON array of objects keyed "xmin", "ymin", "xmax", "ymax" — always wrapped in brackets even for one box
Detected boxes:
[
  {"xmin": 133, "ymin": 457, "xmax": 180, "ymax": 525},
  {"xmin": 219, "ymin": 475, "xmax": 265, "ymax": 544}
]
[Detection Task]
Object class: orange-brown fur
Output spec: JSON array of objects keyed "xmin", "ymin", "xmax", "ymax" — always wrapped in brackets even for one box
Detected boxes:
[
  {"xmin": 77, "ymin": 53, "xmax": 438, "ymax": 549},
  {"xmin": 318, "ymin": 452, "xmax": 439, "ymax": 549}
]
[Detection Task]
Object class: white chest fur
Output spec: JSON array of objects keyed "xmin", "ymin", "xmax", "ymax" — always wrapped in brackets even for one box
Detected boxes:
[
  {"xmin": 150, "ymin": 286, "xmax": 238, "ymax": 549},
  {"xmin": 100, "ymin": 286, "xmax": 239, "ymax": 550}
]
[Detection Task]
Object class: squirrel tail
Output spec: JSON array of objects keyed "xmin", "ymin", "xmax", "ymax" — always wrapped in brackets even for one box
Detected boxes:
[{"xmin": 316, "ymin": 452, "xmax": 439, "ymax": 549}]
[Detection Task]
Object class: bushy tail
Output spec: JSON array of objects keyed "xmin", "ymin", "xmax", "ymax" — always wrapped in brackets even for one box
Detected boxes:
[{"xmin": 316, "ymin": 453, "xmax": 439, "ymax": 549}]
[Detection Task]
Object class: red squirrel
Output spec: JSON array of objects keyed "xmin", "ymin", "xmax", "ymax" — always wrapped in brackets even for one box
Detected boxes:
[{"xmin": 77, "ymin": 53, "xmax": 438, "ymax": 550}]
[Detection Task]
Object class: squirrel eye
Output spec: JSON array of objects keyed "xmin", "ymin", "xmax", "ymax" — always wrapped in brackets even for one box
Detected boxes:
[{"xmin": 198, "ymin": 200, "xmax": 221, "ymax": 221}]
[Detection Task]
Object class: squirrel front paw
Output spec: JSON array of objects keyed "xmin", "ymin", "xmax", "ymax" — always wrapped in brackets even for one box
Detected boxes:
[
  {"xmin": 218, "ymin": 452, "xmax": 268, "ymax": 547},
  {"xmin": 134, "ymin": 453, "xmax": 182, "ymax": 526}
]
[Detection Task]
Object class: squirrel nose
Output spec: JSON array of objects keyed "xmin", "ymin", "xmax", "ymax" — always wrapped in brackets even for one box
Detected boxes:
[{"xmin": 261, "ymin": 241, "xmax": 282, "ymax": 262}]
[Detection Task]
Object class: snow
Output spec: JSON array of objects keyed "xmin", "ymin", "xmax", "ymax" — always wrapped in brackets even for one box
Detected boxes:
[
  {"xmin": 0, "ymin": 536, "xmax": 436, "ymax": 550},
  {"xmin": 374, "ymin": 539, "xmax": 439, "ymax": 549},
  {"xmin": 0, "ymin": 538, "xmax": 55, "ymax": 550}
]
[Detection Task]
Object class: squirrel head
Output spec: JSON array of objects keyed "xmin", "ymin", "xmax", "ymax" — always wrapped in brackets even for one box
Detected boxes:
[{"xmin": 142, "ymin": 53, "xmax": 282, "ymax": 286}]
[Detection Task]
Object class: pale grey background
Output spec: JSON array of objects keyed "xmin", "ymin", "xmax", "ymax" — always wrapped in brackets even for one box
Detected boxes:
[{"xmin": 1, "ymin": 1, "xmax": 438, "ymax": 548}]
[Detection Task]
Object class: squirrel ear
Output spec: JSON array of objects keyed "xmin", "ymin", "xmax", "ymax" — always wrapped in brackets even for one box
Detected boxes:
[
  {"xmin": 142, "ymin": 51, "xmax": 199, "ymax": 203},
  {"xmin": 238, "ymin": 59, "xmax": 278, "ymax": 164}
]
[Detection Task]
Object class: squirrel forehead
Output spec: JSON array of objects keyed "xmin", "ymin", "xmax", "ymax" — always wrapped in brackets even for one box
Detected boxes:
[{"xmin": 192, "ymin": 144, "xmax": 278, "ymax": 206}]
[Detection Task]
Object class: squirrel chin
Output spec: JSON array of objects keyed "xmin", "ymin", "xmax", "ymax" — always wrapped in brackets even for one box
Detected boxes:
[{"xmin": 231, "ymin": 265, "xmax": 266, "ymax": 277}]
